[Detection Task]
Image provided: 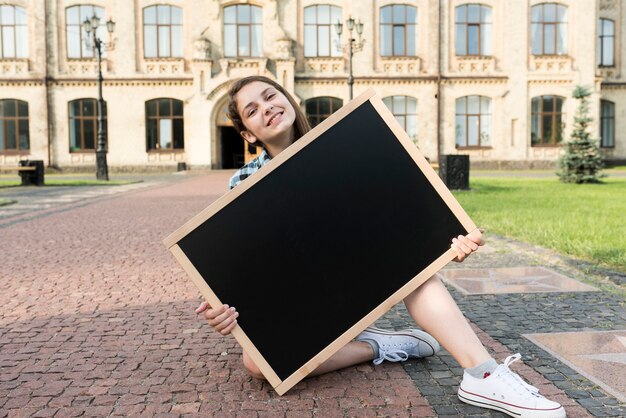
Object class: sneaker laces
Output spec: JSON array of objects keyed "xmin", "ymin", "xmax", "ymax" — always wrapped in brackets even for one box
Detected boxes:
[
  {"xmin": 373, "ymin": 348, "xmax": 409, "ymax": 365},
  {"xmin": 500, "ymin": 354, "xmax": 541, "ymax": 395}
]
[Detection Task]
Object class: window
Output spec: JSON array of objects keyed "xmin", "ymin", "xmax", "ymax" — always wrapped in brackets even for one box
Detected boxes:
[
  {"xmin": 224, "ymin": 4, "xmax": 262, "ymax": 57},
  {"xmin": 598, "ymin": 18, "xmax": 615, "ymax": 67},
  {"xmin": 66, "ymin": 5, "xmax": 106, "ymax": 58},
  {"xmin": 600, "ymin": 100, "xmax": 615, "ymax": 148},
  {"xmin": 0, "ymin": 99, "xmax": 29, "ymax": 152},
  {"xmin": 304, "ymin": 5, "xmax": 342, "ymax": 57},
  {"xmin": 531, "ymin": 3, "xmax": 568, "ymax": 55},
  {"xmin": 380, "ymin": 4, "xmax": 417, "ymax": 57},
  {"xmin": 146, "ymin": 98, "xmax": 184, "ymax": 151},
  {"xmin": 143, "ymin": 5, "xmax": 183, "ymax": 58},
  {"xmin": 455, "ymin": 96, "xmax": 491, "ymax": 147},
  {"xmin": 455, "ymin": 4, "xmax": 492, "ymax": 56},
  {"xmin": 69, "ymin": 99, "xmax": 107, "ymax": 152},
  {"xmin": 383, "ymin": 96, "xmax": 417, "ymax": 140},
  {"xmin": 0, "ymin": 5, "xmax": 28, "ymax": 58},
  {"xmin": 305, "ymin": 97, "xmax": 342, "ymax": 127},
  {"xmin": 531, "ymin": 95, "xmax": 564, "ymax": 146}
]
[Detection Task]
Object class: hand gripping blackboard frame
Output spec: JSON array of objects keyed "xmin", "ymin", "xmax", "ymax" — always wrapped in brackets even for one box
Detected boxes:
[{"xmin": 163, "ymin": 89, "xmax": 476, "ymax": 396}]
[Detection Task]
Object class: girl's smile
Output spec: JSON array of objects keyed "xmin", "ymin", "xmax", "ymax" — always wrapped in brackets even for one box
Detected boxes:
[{"xmin": 235, "ymin": 81, "xmax": 297, "ymax": 156}]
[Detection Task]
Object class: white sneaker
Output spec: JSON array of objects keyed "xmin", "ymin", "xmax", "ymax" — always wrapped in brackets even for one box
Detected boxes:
[
  {"xmin": 458, "ymin": 354, "xmax": 566, "ymax": 418},
  {"xmin": 356, "ymin": 327, "xmax": 440, "ymax": 365}
]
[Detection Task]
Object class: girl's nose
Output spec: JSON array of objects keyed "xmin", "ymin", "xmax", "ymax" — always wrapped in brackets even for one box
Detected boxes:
[{"xmin": 265, "ymin": 104, "xmax": 274, "ymax": 115}]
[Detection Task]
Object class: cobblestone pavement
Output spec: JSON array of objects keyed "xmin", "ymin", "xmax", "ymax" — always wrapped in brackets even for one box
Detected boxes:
[{"xmin": 1, "ymin": 171, "xmax": 624, "ymax": 417}]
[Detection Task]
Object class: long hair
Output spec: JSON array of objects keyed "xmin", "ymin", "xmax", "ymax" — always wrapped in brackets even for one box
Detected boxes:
[{"xmin": 226, "ymin": 76, "xmax": 311, "ymax": 147}]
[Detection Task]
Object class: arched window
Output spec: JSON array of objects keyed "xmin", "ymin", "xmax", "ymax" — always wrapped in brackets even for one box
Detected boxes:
[
  {"xmin": 224, "ymin": 4, "xmax": 263, "ymax": 57},
  {"xmin": 146, "ymin": 98, "xmax": 184, "ymax": 150},
  {"xmin": 380, "ymin": 4, "xmax": 417, "ymax": 57},
  {"xmin": 531, "ymin": 95, "xmax": 565, "ymax": 146},
  {"xmin": 0, "ymin": 5, "xmax": 28, "ymax": 58},
  {"xmin": 455, "ymin": 4, "xmax": 492, "ymax": 56},
  {"xmin": 304, "ymin": 5, "xmax": 342, "ymax": 57},
  {"xmin": 383, "ymin": 96, "xmax": 417, "ymax": 141},
  {"xmin": 0, "ymin": 99, "xmax": 29, "ymax": 152},
  {"xmin": 531, "ymin": 3, "xmax": 568, "ymax": 55},
  {"xmin": 598, "ymin": 18, "xmax": 615, "ymax": 67},
  {"xmin": 69, "ymin": 99, "xmax": 107, "ymax": 152},
  {"xmin": 143, "ymin": 5, "xmax": 183, "ymax": 58},
  {"xmin": 66, "ymin": 5, "xmax": 106, "ymax": 58},
  {"xmin": 455, "ymin": 96, "xmax": 491, "ymax": 147},
  {"xmin": 305, "ymin": 97, "xmax": 342, "ymax": 127},
  {"xmin": 600, "ymin": 100, "xmax": 615, "ymax": 148}
]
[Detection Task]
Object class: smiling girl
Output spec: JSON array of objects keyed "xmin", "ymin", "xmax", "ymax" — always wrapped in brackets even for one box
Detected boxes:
[{"xmin": 195, "ymin": 76, "xmax": 565, "ymax": 418}]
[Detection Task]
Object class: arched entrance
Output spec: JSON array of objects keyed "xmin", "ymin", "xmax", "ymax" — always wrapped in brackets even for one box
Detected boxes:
[
  {"xmin": 215, "ymin": 101, "xmax": 260, "ymax": 169},
  {"xmin": 215, "ymin": 103, "xmax": 244, "ymax": 169}
]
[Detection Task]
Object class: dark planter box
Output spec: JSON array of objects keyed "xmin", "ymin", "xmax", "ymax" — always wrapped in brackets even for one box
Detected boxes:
[{"xmin": 439, "ymin": 155, "xmax": 469, "ymax": 190}]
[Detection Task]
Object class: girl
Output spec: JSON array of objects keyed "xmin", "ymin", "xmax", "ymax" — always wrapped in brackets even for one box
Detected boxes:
[{"xmin": 196, "ymin": 76, "xmax": 565, "ymax": 418}]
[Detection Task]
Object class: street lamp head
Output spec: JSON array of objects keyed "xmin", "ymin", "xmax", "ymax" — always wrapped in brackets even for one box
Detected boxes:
[
  {"xmin": 106, "ymin": 18, "xmax": 115, "ymax": 34},
  {"xmin": 347, "ymin": 16, "xmax": 355, "ymax": 31},
  {"xmin": 90, "ymin": 15, "xmax": 100, "ymax": 30},
  {"xmin": 82, "ymin": 18, "xmax": 92, "ymax": 33},
  {"xmin": 335, "ymin": 20, "xmax": 343, "ymax": 36},
  {"xmin": 356, "ymin": 20, "xmax": 364, "ymax": 35}
]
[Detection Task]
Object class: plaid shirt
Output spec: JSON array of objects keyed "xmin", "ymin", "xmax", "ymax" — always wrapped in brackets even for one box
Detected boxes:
[{"xmin": 229, "ymin": 149, "xmax": 272, "ymax": 189}]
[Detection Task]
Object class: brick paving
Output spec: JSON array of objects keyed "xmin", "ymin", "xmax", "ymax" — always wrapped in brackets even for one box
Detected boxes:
[{"xmin": 1, "ymin": 171, "xmax": 624, "ymax": 417}]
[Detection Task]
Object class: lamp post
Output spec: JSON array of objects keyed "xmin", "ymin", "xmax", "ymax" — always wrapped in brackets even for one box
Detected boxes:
[
  {"xmin": 83, "ymin": 15, "xmax": 115, "ymax": 181},
  {"xmin": 335, "ymin": 16, "xmax": 365, "ymax": 100}
]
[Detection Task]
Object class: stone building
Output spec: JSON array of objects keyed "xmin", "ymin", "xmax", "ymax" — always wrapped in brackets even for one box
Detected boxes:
[{"xmin": 0, "ymin": 0, "xmax": 624, "ymax": 171}]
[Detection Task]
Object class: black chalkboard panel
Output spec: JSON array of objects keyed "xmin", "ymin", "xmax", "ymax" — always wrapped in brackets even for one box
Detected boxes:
[{"xmin": 164, "ymin": 90, "xmax": 476, "ymax": 395}]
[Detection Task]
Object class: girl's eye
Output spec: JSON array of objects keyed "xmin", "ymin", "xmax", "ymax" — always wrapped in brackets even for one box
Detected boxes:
[
  {"xmin": 248, "ymin": 109, "xmax": 256, "ymax": 117},
  {"xmin": 267, "ymin": 93, "xmax": 275, "ymax": 100}
]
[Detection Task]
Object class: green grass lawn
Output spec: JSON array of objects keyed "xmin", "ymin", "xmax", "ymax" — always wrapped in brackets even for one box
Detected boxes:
[{"xmin": 453, "ymin": 177, "xmax": 626, "ymax": 273}]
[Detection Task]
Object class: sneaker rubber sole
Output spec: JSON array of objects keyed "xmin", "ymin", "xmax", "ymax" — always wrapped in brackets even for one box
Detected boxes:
[{"xmin": 458, "ymin": 387, "xmax": 566, "ymax": 418}]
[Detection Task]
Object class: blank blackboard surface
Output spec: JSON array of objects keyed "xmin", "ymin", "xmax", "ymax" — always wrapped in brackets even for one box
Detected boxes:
[{"xmin": 164, "ymin": 90, "xmax": 476, "ymax": 395}]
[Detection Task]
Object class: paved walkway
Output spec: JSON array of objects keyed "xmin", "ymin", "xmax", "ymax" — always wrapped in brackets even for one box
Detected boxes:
[{"xmin": 0, "ymin": 171, "xmax": 624, "ymax": 417}]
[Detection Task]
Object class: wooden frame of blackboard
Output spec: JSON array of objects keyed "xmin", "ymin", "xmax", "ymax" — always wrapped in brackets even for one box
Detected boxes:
[{"xmin": 163, "ymin": 89, "xmax": 476, "ymax": 396}]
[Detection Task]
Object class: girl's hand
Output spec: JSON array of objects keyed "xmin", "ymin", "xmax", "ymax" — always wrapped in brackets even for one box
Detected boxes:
[
  {"xmin": 451, "ymin": 228, "xmax": 485, "ymax": 262},
  {"xmin": 195, "ymin": 301, "xmax": 239, "ymax": 336}
]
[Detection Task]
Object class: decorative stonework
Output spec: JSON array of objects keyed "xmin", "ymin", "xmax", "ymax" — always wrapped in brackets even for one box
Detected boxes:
[
  {"xmin": 147, "ymin": 152, "xmax": 185, "ymax": 162},
  {"xmin": 218, "ymin": 58, "xmax": 268, "ymax": 78},
  {"xmin": 600, "ymin": 0, "xmax": 617, "ymax": 11},
  {"xmin": 275, "ymin": 38, "xmax": 293, "ymax": 59},
  {"xmin": 67, "ymin": 60, "xmax": 107, "ymax": 76},
  {"xmin": 70, "ymin": 153, "xmax": 95, "ymax": 164},
  {"xmin": 600, "ymin": 67, "xmax": 619, "ymax": 81},
  {"xmin": 381, "ymin": 57, "xmax": 421, "ymax": 75},
  {"xmin": 143, "ymin": 59, "xmax": 185, "ymax": 76},
  {"xmin": 193, "ymin": 37, "xmax": 211, "ymax": 60},
  {"xmin": 456, "ymin": 148, "xmax": 493, "ymax": 159},
  {"xmin": 529, "ymin": 56, "xmax": 573, "ymax": 73},
  {"xmin": 0, "ymin": 59, "xmax": 29, "ymax": 76},
  {"xmin": 456, "ymin": 56, "xmax": 496, "ymax": 73},
  {"xmin": 304, "ymin": 58, "xmax": 344, "ymax": 74},
  {"xmin": 531, "ymin": 146, "xmax": 562, "ymax": 159},
  {"xmin": 0, "ymin": 155, "xmax": 25, "ymax": 165}
]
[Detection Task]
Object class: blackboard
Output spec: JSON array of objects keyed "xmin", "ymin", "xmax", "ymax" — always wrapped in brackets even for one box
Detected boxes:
[{"xmin": 163, "ymin": 89, "xmax": 476, "ymax": 395}]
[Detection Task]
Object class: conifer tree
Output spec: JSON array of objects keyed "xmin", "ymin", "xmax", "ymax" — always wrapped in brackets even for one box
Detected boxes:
[{"xmin": 557, "ymin": 86, "xmax": 605, "ymax": 183}]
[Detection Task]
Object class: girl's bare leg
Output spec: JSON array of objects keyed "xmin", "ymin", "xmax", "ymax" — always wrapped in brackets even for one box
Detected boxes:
[
  {"xmin": 403, "ymin": 275, "xmax": 491, "ymax": 369},
  {"xmin": 243, "ymin": 341, "xmax": 374, "ymax": 379}
]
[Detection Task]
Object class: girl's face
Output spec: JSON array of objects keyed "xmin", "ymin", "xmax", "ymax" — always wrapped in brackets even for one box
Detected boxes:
[{"xmin": 235, "ymin": 81, "xmax": 297, "ymax": 148}]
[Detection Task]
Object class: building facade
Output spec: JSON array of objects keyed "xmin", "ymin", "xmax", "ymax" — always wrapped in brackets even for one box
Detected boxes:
[{"xmin": 0, "ymin": 0, "xmax": 624, "ymax": 171}]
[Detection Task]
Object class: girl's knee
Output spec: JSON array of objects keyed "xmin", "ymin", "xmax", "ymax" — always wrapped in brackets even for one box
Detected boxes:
[{"xmin": 243, "ymin": 352, "xmax": 265, "ymax": 380}]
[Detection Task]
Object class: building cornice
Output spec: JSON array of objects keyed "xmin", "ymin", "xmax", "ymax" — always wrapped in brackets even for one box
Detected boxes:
[
  {"xmin": 601, "ymin": 82, "xmax": 626, "ymax": 89},
  {"xmin": 527, "ymin": 78, "xmax": 575, "ymax": 85}
]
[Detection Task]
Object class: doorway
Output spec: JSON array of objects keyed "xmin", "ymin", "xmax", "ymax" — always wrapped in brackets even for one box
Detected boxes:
[{"xmin": 219, "ymin": 127, "xmax": 244, "ymax": 169}]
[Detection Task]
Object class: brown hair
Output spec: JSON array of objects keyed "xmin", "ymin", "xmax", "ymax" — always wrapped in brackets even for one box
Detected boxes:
[{"xmin": 226, "ymin": 76, "xmax": 311, "ymax": 147}]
